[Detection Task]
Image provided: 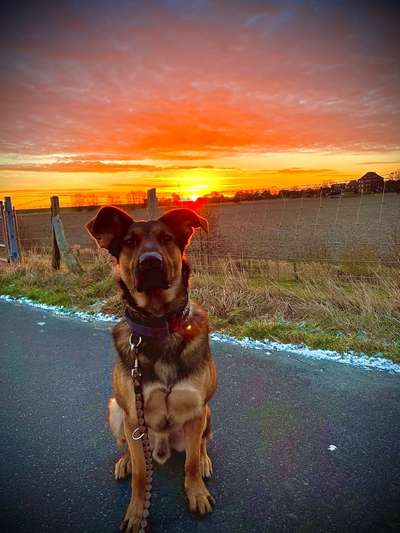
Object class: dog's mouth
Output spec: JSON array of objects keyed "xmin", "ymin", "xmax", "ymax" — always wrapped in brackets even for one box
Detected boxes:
[{"xmin": 135, "ymin": 264, "xmax": 169, "ymax": 293}]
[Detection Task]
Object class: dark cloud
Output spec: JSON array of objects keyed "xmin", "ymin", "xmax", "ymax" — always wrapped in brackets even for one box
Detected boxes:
[
  {"xmin": 0, "ymin": 0, "xmax": 399, "ymax": 158},
  {"xmin": 278, "ymin": 168, "xmax": 338, "ymax": 174}
]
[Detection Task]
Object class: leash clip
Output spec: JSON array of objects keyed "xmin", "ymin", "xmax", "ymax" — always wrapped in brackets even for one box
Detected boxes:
[
  {"xmin": 131, "ymin": 356, "xmax": 141, "ymax": 379},
  {"xmin": 129, "ymin": 333, "xmax": 142, "ymax": 378},
  {"xmin": 129, "ymin": 333, "xmax": 142, "ymax": 354}
]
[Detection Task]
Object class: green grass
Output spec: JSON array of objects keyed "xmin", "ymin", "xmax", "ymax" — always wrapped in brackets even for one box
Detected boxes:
[
  {"xmin": 1, "ymin": 250, "xmax": 399, "ymax": 362},
  {"xmin": 224, "ymin": 319, "xmax": 400, "ymax": 361},
  {"xmin": 0, "ymin": 250, "xmax": 114, "ymax": 310}
]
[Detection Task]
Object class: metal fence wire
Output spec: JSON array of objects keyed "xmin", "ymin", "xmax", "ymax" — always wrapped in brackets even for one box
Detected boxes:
[{"xmin": 15, "ymin": 190, "xmax": 400, "ymax": 268}]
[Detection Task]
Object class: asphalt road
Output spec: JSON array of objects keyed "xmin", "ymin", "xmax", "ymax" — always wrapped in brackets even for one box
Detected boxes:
[{"xmin": 0, "ymin": 299, "xmax": 399, "ymax": 533}]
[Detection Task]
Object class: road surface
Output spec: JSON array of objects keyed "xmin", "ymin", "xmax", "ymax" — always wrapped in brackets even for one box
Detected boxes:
[{"xmin": 0, "ymin": 299, "xmax": 399, "ymax": 532}]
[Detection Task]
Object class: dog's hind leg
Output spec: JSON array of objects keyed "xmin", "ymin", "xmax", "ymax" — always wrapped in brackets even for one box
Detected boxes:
[
  {"xmin": 108, "ymin": 398, "xmax": 132, "ymax": 480},
  {"xmin": 114, "ymin": 452, "xmax": 132, "ymax": 481},
  {"xmin": 109, "ymin": 397, "xmax": 126, "ymax": 447}
]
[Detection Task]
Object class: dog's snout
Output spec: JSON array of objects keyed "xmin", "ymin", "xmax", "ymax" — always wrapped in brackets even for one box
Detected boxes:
[
  {"xmin": 135, "ymin": 250, "xmax": 168, "ymax": 292},
  {"xmin": 138, "ymin": 251, "xmax": 163, "ymax": 267}
]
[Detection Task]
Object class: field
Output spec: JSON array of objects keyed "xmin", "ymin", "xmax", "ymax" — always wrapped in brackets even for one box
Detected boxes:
[
  {"xmin": 16, "ymin": 193, "xmax": 400, "ymax": 265},
  {"xmin": 2, "ymin": 193, "xmax": 400, "ymax": 360}
]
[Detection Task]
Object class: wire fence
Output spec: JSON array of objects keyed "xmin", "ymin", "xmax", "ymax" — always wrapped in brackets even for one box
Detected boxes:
[{"xmin": 15, "ymin": 190, "xmax": 400, "ymax": 275}]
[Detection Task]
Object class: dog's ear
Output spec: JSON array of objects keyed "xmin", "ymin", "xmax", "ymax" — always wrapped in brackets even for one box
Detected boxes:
[
  {"xmin": 159, "ymin": 208, "xmax": 208, "ymax": 251},
  {"xmin": 86, "ymin": 206, "xmax": 134, "ymax": 257}
]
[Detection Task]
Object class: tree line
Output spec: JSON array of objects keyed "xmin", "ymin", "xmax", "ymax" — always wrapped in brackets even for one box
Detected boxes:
[{"xmin": 69, "ymin": 171, "xmax": 400, "ymax": 208}]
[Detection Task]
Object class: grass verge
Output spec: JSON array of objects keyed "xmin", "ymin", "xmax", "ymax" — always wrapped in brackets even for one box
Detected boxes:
[{"xmin": 1, "ymin": 251, "xmax": 399, "ymax": 362}]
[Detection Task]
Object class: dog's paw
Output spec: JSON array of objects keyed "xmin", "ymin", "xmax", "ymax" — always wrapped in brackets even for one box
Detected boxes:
[
  {"xmin": 115, "ymin": 454, "xmax": 132, "ymax": 481},
  {"xmin": 200, "ymin": 453, "xmax": 213, "ymax": 479},
  {"xmin": 185, "ymin": 481, "xmax": 215, "ymax": 515},
  {"xmin": 120, "ymin": 501, "xmax": 146, "ymax": 533}
]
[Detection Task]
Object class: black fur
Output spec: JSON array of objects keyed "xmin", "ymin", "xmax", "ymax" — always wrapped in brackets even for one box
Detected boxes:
[{"xmin": 112, "ymin": 310, "xmax": 210, "ymax": 386}]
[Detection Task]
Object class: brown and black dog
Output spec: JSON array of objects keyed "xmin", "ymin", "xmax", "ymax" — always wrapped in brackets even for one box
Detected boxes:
[{"xmin": 86, "ymin": 206, "xmax": 217, "ymax": 532}]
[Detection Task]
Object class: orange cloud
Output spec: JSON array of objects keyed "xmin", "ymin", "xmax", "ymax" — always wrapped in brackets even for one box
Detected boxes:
[{"xmin": 0, "ymin": 1, "xmax": 399, "ymax": 208}]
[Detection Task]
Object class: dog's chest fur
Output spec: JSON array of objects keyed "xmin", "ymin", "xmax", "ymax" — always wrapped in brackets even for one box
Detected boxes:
[
  {"xmin": 153, "ymin": 358, "xmax": 178, "ymax": 386},
  {"xmin": 112, "ymin": 302, "xmax": 210, "ymax": 389}
]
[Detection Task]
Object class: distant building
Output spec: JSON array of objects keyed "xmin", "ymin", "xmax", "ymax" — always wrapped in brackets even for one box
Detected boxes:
[
  {"xmin": 273, "ymin": 171, "xmax": 387, "ymax": 200},
  {"xmin": 330, "ymin": 183, "xmax": 346, "ymax": 196},
  {"xmin": 346, "ymin": 180, "xmax": 359, "ymax": 193},
  {"xmin": 357, "ymin": 172, "xmax": 384, "ymax": 193}
]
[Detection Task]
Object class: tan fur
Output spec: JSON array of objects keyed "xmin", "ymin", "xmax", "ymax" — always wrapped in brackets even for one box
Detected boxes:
[
  {"xmin": 86, "ymin": 207, "xmax": 217, "ymax": 532},
  {"xmin": 111, "ymin": 330, "xmax": 217, "ymax": 531},
  {"xmin": 108, "ymin": 397, "xmax": 125, "ymax": 448}
]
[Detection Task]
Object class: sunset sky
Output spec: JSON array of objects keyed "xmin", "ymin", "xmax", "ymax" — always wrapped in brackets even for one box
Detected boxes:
[{"xmin": 1, "ymin": 0, "xmax": 399, "ymax": 208}]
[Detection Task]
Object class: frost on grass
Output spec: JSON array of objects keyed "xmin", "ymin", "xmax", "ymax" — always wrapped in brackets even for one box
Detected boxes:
[
  {"xmin": 0, "ymin": 294, "xmax": 117, "ymax": 324},
  {"xmin": 210, "ymin": 332, "xmax": 400, "ymax": 375},
  {"xmin": 1, "ymin": 293, "xmax": 400, "ymax": 375}
]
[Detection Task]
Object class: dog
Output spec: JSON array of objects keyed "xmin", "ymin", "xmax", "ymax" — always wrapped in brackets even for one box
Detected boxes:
[{"xmin": 86, "ymin": 206, "xmax": 217, "ymax": 532}]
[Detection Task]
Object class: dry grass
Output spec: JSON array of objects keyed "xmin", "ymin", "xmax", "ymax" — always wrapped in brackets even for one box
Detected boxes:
[
  {"xmin": 1, "ymin": 250, "xmax": 399, "ymax": 361},
  {"xmin": 190, "ymin": 259, "xmax": 400, "ymax": 358}
]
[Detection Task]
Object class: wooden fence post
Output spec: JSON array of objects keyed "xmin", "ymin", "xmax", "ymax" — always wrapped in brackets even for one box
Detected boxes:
[
  {"xmin": 50, "ymin": 196, "xmax": 61, "ymax": 269},
  {"xmin": 50, "ymin": 196, "xmax": 83, "ymax": 274},
  {"xmin": 147, "ymin": 188, "xmax": 158, "ymax": 219},
  {"xmin": 12, "ymin": 206, "xmax": 22, "ymax": 260},
  {"xmin": 0, "ymin": 201, "xmax": 8, "ymax": 262},
  {"xmin": 4, "ymin": 196, "xmax": 20, "ymax": 263}
]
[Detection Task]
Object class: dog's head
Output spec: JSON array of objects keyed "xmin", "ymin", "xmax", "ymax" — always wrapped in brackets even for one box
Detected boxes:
[{"xmin": 86, "ymin": 206, "xmax": 208, "ymax": 300}]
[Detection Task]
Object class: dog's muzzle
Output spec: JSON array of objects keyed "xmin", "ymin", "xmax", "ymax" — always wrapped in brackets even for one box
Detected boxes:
[
  {"xmin": 139, "ymin": 252, "xmax": 163, "ymax": 268},
  {"xmin": 136, "ymin": 252, "xmax": 169, "ymax": 292}
]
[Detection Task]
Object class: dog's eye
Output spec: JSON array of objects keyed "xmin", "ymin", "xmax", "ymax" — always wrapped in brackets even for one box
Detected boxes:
[
  {"xmin": 124, "ymin": 236, "xmax": 137, "ymax": 247},
  {"xmin": 160, "ymin": 233, "xmax": 173, "ymax": 244}
]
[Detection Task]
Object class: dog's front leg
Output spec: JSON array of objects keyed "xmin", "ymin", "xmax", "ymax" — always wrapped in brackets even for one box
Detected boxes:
[
  {"xmin": 120, "ymin": 416, "xmax": 147, "ymax": 532},
  {"xmin": 183, "ymin": 407, "xmax": 215, "ymax": 515}
]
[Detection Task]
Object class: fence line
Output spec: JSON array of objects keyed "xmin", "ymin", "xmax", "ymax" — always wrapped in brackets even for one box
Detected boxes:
[{"xmin": 8, "ymin": 188, "xmax": 400, "ymax": 271}]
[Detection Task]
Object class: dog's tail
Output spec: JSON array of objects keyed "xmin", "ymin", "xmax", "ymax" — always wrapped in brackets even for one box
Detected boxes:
[{"xmin": 108, "ymin": 397, "xmax": 125, "ymax": 448}]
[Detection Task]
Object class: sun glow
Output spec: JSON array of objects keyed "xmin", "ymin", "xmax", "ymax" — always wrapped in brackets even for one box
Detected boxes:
[{"xmin": 173, "ymin": 168, "xmax": 223, "ymax": 199}]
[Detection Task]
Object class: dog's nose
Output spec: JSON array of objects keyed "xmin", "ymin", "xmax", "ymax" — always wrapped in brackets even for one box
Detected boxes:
[{"xmin": 138, "ymin": 251, "xmax": 163, "ymax": 268}]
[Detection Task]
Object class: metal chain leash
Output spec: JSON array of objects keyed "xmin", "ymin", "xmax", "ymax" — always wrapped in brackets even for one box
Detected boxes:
[{"xmin": 129, "ymin": 334, "xmax": 153, "ymax": 533}]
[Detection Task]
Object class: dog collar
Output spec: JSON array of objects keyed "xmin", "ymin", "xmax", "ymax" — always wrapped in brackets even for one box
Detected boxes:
[{"xmin": 125, "ymin": 301, "xmax": 191, "ymax": 338}]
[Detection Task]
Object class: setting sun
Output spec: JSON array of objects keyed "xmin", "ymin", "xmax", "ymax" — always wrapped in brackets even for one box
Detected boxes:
[{"xmin": 171, "ymin": 169, "xmax": 223, "ymax": 199}]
